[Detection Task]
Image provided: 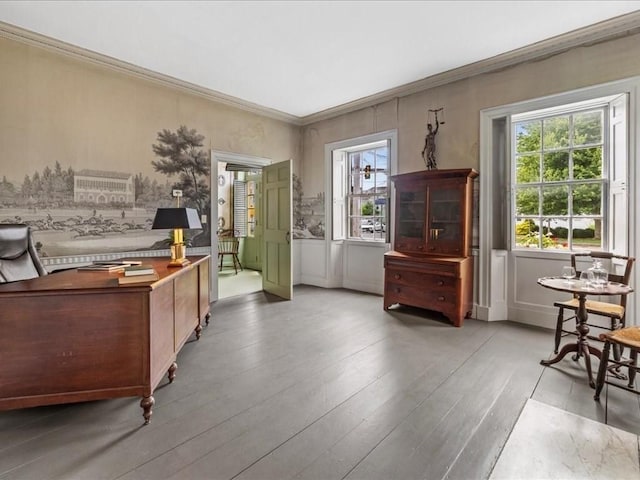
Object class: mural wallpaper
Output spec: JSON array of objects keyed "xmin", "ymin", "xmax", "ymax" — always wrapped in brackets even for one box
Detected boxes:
[
  {"xmin": 0, "ymin": 125, "xmax": 211, "ymax": 259},
  {"xmin": 292, "ymin": 173, "xmax": 325, "ymax": 240}
]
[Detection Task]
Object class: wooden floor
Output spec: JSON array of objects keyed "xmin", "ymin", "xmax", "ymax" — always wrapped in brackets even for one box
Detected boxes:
[{"xmin": 1, "ymin": 286, "xmax": 639, "ymax": 480}]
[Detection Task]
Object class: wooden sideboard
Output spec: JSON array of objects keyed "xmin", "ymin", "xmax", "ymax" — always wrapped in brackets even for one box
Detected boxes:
[{"xmin": 0, "ymin": 255, "xmax": 211, "ymax": 424}]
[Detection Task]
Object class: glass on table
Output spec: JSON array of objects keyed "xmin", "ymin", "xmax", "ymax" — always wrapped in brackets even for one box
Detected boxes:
[
  {"xmin": 561, "ymin": 266, "xmax": 576, "ymax": 284},
  {"xmin": 579, "ymin": 270, "xmax": 595, "ymax": 287}
]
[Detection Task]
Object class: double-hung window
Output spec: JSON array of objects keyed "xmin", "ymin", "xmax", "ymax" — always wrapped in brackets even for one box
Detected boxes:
[
  {"xmin": 512, "ymin": 95, "xmax": 627, "ymax": 252},
  {"xmin": 331, "ymin": 131, "xmax": 396, "ymax": 242}
]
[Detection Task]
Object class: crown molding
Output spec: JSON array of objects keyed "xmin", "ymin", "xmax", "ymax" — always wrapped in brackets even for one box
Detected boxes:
[
  {"xmin": 2, "ymin": 11, "xmax": 639, "ymax": 128},
  {"xmin": 299, "ymin": 11, "xmax": 640, "ymax": 125},
  {"xmin": 0, "ymin": 21, "xmax": 301, "ymax": 125}
]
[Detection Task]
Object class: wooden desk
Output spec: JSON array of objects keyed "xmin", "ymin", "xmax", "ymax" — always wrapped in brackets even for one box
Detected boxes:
[
  {"xmin": 537, "ymin": 276, "xmax": 633, "ymax": 387},
  {"xmin": 0, "ymin": 255, "xmax": 211, "ymax": 424}
]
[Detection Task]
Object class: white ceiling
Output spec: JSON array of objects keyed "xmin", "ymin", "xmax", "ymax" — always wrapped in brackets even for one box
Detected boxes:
[{"xmin": 0, "ymin": 1, "xmax": 639, "ymax": 119}]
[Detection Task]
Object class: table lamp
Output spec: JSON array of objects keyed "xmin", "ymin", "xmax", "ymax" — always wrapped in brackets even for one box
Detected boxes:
[{"xmin": 151, "ymin": 207, "xmax": 203, "ymax": 267}]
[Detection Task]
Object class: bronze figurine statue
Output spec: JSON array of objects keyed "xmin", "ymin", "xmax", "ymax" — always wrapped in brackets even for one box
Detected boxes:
[{"xmin": 422, "ymin": 108, "xmax": 444, "ymax": 170}]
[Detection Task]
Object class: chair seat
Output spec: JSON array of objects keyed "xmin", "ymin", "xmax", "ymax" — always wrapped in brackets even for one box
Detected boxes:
[
  {"xmin": 594, "ymin": 325, "xmax": 640, "ymax": 401},
  {"xmin": 600, "ymin": 326, "xmax": 640, "ymax": 349},
  {"xmin": 553, "ymin": 298, "xmax": 625, "ymax": 319}
]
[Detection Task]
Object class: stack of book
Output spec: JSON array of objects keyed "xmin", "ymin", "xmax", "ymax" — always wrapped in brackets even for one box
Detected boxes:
[
  {"xmin": 77, "ymin": 260, "xmax": 142, "ymax": 272},
  {"xmin": 117, "ymin": 264, "xmax": 159, "ymax": 285}
]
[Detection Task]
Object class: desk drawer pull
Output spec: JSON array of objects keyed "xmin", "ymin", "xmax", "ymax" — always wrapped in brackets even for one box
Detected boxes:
[
  {"xmin": 437, "ymin": 296, "xmax": 445, "ymax": 302},
  {"xmin": 436, "ymin": 280, "xmax": 444, "ymax": 286},
  {"xmin": 394, "ymin": 273, "xmax": 401, "ymax": 280}
]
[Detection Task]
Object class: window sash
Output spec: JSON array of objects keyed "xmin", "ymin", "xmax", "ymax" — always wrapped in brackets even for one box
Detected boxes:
[{"xmin": 512, "ymin": 105, "xmax": 608, "ymax": 251}]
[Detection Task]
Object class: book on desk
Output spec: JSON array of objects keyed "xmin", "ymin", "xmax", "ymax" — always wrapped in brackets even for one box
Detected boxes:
[
  {"xmin": 78, "ymin": 259, "xmax": 143, "ymax": 272},
  {"xmin": 117, "ymin": 272, "xmax": 160, "ymax": 285},
  {"xmin": 123, "ymin": 264, "xmax": 156, "ymax": 276},
  {"xmin": 77, "ymin": 263, "xmax": 126, "ymax": 272},
  {"xmin": 94, "ymin": 259, "xmax": 142, "ymax": 266}
]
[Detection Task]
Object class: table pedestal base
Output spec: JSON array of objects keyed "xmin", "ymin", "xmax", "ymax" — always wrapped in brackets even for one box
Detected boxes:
[{"xmin": 540, "ymin": 340, "xmax": 601, "ymax": 388}]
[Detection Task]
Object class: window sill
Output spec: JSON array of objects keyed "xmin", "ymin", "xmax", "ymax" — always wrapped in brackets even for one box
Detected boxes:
[
  {"xmin": 341, "ymin": 238, "xmax": 390, "ymax": 248},
  {"xmin": 511, "ymin": 248, "xmax": 574, "ymax": 260}
]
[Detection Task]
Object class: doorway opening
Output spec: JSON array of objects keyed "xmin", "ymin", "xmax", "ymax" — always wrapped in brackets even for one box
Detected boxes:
[
  {"xmin": 211, "ymin": 151, "xmax": 293, "ymax": 302},
  {"xmin": 212, "ymin": 151, "xmax": 269, "ymax": 300},
  {"xmin": 211, "ymin": 151, "xmax": 272, "ymax": 301}
]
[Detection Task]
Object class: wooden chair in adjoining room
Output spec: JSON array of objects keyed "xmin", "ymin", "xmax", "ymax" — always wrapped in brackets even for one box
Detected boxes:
[
  {"xmin": 0, "ymin": 224, "xmax": 48, "ymax": 283},
  {"xmin": 594, "ymin": 326, "xmax": 640, "ymax": 401},
  {"xmin": 217, "ymin": 235, "xmax": 243, "ymax": 274}
]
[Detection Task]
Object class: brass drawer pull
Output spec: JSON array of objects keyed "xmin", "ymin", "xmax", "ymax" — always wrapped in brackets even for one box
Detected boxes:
[
  {"xmin": 436, "ymin": 280, "xmax": 444, "ymax": 286},
  {"xmin": 437, "ymin": 296, "xmax": 445, "ymax": 302},
  {"xmin": 394, "ymin": 273, "xmax": 401, "ymax": 280}
]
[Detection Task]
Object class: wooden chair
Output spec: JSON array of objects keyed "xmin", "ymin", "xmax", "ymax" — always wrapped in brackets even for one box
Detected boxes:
[
  {"xmin": 594, "ymin": 326, "xmax": 640, "ymax": 401},
  {"xmin": 217, "ymin": 236, "xmax": 243, "ymax": 274},
  {"xmin": 553, "ymin": 252, "xmax": 634, "ymax": 356}
]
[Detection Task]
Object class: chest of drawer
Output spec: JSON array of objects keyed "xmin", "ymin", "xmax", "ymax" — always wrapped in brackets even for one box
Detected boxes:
[
  {"xmin": 385, "ymin": 282, "xmax": 454, "ymax": 308},
  {"xmin": 385, "ymin": 268, "xmax": 456, "ymax": 292}
]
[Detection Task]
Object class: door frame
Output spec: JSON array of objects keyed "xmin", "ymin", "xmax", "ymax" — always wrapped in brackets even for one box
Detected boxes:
[{"xmin": 211, "ymin": 150, "xmax": 272, "ymax": 301}]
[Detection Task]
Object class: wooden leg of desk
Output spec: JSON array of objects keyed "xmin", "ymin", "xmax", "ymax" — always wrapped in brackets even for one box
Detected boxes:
[
  {"xmin": 141, "ymin": 395, "xmax": 154, "ymax": 425},
  {"xmin": 168, "ymin": 362, "xmax": 177, "ymax": 383}
]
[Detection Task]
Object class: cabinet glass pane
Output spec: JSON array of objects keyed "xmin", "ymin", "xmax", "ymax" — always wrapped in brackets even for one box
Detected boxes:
[
  {"xmin": 429, "ymin": 188, "xmax": 460, "ymax": 242},
  {"xmin": 398, "ymin": 190, "xmax": 425, "ymax": 238}
]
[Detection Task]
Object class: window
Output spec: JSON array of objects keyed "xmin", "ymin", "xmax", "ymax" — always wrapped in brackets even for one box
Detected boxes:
[
  {"xmin": 511, "ymin": 96, "xmax": 626, "ymax": 251},
  {"xmin": 330, "ymin": 130, "xmax": 396, "ymax": 242},
  {"xmin": 346, "ymin": 145, "xmax": 388, "ymax": 240}
]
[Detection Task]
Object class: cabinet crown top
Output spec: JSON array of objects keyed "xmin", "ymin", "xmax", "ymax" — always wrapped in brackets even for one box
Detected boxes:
[{"xmin": 391, "ymin": 168, "xmax": 478, "ymax": 182}]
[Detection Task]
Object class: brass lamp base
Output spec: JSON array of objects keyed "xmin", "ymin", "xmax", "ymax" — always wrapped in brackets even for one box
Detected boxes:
[
  {"xmin": 168, "ymin": 257, "xmax": 191, "ymax": 268},
  {"xmin": 168, "ymin": 238, "xmax": 190, "ymax": 268}
]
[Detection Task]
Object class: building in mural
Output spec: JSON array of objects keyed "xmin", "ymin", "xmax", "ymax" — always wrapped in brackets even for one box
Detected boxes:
[{"xmin": 74, "ymin": 169, "xmax": 135, "ymax": 205}]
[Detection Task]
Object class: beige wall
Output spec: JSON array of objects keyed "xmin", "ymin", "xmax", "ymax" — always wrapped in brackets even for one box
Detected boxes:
[
  {"xmin": 0, "ymin": 36, "xmax": 301, "ymax": 188},
  {"xmin": 3, "ymin": 31, "xmax": 640, "ymax": 231},
  {"xmin": 302, "ymin": 32, "xmax": 640, "ymax": 192}
]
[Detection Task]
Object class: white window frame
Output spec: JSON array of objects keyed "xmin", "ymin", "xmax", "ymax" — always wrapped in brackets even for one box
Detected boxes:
[
  {"xmin": 477, "ymin": 77, "xmax": 638, "ymax": 323},
  {"xmin": 510, "ymin": 99, "xmax": 613, "ymax": 251},
  {"xmin": 326, "ymin": 130, "xmax": 397, "ymax": 243}
]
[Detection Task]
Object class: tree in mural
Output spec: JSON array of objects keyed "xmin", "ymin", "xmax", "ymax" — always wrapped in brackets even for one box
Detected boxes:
[
  {"xmin": 292, "ymin": 173, "xmax": 304, "ymax": 228},
  {"xmin": 151, "ymin": 125, "xmax": 211, "ymax": 244}
]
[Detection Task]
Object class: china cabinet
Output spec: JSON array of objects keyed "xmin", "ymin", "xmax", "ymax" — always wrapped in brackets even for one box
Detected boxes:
[{"xmin": 384, "ymin": 168, "xmax": 478, "ymax": 327}]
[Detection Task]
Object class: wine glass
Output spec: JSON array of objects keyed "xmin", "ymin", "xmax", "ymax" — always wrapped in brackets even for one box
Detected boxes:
[{"xmin": 561, "ymin": 266, "xmax": 576, "ymax": 284}]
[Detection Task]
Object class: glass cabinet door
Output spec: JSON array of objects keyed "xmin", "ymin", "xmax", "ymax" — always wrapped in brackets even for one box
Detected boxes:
[
  {"xmin": 426, "ymin": 184, "xmax": 464, "ymax": 255},
  {"xmin": 395, "ymin": 185, "xmax": 426, "ymax": 252}
]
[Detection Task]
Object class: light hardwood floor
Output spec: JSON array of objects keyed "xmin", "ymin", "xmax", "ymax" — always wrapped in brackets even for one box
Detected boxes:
[{"xmin": 1, "ymin": 286, "xmax": 639, "ymax": 480}]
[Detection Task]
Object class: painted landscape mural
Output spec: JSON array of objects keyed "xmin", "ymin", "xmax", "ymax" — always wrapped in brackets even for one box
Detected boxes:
[{"xmin": 0, "ymin": 126, "xmax": 211, "ymax": 258}]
